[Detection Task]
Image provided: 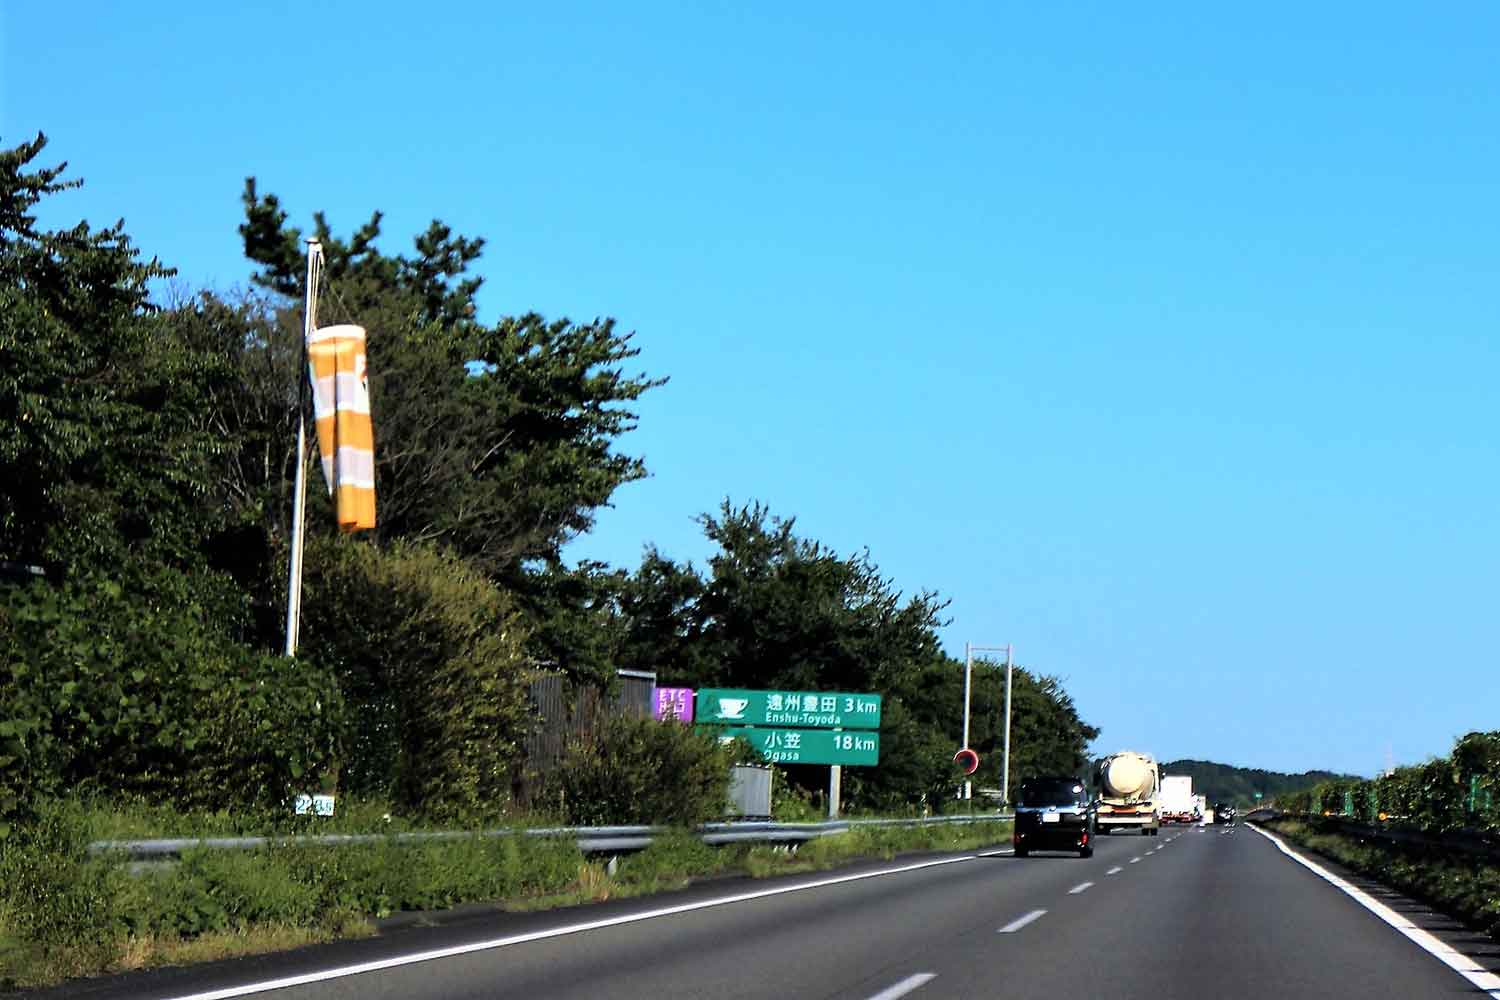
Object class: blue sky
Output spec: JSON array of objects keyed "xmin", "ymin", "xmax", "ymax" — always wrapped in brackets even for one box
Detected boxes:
[{"xmin": 6, "ymin": 3, "xmax": 1496, "ymax": 776}]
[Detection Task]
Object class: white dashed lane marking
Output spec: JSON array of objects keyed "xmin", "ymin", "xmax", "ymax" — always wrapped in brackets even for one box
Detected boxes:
[
  {"xmin": 866, "ymin": 973, "xmax": 937, "ymax": 1000},
  {"xmin": 998, "ymin": 909, "xmax": 1048, "ymax": 934},
  {"xmin": 1068, "ymin": 882, "xmax": 1094, "ymax": 894},
  {"xmin": 1106, "ymin": 866, "xmax": 1123, "ymax": 875}
]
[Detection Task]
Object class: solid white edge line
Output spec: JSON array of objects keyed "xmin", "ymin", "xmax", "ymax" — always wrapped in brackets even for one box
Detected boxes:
[
  {"xmin": 998, "ymin": 909, "xmax": 1047, "ymax": 933},
  {"xmin": 1251, "ymin": 825, "xmax": 1500, "ymax": 997},
  {"xmin": 1106, "ymin": 866, "xmax": 1123, "ymax": 875},
  {"xmin": 1067, "ymin": 881, "xmax": 1094, "ymax": 894},
  {"xmin": 163, "ymin": 853, "xmax": 983, "ymax": 1000},
  {"xmin": 866, "ymin": 972, "xmax": 937, "ymax": 1000}
]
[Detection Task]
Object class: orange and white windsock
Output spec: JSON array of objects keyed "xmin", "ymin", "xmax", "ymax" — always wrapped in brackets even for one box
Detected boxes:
[{"xmin": 307, "ymin": 324, "xmax": 376, "ymax": 532}]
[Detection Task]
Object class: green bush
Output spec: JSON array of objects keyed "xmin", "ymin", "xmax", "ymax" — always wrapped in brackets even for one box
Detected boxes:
[
  {"xmin": 299, "ymin": 538, "xmax": 533, "ymax": 820},
  {"xmin": 0, "ymin": 567, "xmax": 343, "ymax": 832},
  {"xmin": 771, "ymin": 769, "xmax": 823, "ymax": 821},
  {"xmin": 540, "ymin": 716, "xmax": 741, "ymax": 826}
]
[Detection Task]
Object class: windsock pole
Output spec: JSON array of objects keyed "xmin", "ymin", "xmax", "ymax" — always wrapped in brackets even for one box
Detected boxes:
[{"xmin": 284, "ymin": 240, "xmax": 322, "ymax": 657}]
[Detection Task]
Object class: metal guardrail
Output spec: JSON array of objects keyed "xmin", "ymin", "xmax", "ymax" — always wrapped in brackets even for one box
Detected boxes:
[{"xmin": 89, "ymin": 813, "xmax": 1015, "ymax": 863}]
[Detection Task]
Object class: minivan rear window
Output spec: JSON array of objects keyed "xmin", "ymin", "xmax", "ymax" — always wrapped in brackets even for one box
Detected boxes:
[{"xmin": 1018, "ymin": 779, "xmax": 1087, "ymax": 807}]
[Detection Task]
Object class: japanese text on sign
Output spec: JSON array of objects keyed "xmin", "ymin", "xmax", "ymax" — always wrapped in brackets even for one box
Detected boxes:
[{"xmin": 696, "ymin": 689, "xmax": 881, "ymax": 730}]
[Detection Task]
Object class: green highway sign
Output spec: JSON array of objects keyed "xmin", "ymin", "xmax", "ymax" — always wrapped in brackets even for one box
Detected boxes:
[
  {"xmin": 717, "ymin": 727, "xmax": 880, "ymax": 766},
  {"xmin": 695, "ymin": 689, "xmax": 882, "ymax": 730}
]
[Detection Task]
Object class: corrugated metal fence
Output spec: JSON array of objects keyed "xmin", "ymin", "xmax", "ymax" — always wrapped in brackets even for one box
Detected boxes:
[{"xmin": 520, "ymin": 670, "xmax": 656, "ymax": 785}]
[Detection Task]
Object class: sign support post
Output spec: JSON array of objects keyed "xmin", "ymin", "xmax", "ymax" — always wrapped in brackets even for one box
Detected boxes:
[
  {"xmin": 829, "ymin": 765, "xmax": 842, "ymax": 818},
  {"xmin": 963, "ymin": 642, "xmax": 1013, "ymax": 803},
  {"xmin": 1002, "ymin": 643, "xmax": 1014, "ymax": 807}
]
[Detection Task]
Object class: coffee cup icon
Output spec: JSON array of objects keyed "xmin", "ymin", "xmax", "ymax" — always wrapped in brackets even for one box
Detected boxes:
[{"xmin": 717, "ymin": 698, "xmax": 749, "ymax": 720}]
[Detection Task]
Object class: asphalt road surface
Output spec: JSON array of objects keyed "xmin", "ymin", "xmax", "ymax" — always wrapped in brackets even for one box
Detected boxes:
[{"xmin": 37, "ymin": 824, "xmax": 1500, "ymax": 1000}]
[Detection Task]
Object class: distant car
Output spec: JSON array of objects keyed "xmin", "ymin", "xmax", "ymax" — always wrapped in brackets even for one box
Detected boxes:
[
  {"xmin": 1013, "ymin": 777, "xmax": 1095, "ymax": 858},
  {"xmin": 1213, "ymin": 802, "xmax": 1237, "ymax": 825}
]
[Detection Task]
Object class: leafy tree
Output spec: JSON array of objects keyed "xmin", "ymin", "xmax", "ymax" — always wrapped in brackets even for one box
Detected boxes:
[
  {"xmin": 240, "ymin": 177, "xmax": 484, "ymax": 330},
  {"xmin": 982, "ymin": 667, "xmax": 1099, "ymax": 785},
  {"xmin": 845, "ymin": 655, "xmax": 1098, "ymax": 811},
  {"xmin": 233, "ymin": 187, "xmax": 665, "ymax": 678},
  {"xmin": 842, "ymin": 696, "xmax": 955, "ymax": 813},
  {"xmin": 612, "ymin": 548, "xmax": 714, "ymax": 682},
  {"xmin": 0, "ymin": 135, "xmax": 230, "ymax": 575},
  {"xmin": 615, "ymin": 503, "xmax": 1101, "ymax": 811},
  {"xmin": 518, "ymin": 560, "xmax": 629, "ymax": 687},
  {"xmin": 687, "ymin": 501, "xmax": 947, "ymax": 694},
  {"xmin": 1159, "ymin": 759, "xmax": 1349, "ymax": 807}
]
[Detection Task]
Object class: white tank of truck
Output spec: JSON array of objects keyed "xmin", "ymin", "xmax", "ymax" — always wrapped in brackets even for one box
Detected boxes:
[{"xmin": 1094, "ymin": 750, "xmax": 1160, "ymax": 835}]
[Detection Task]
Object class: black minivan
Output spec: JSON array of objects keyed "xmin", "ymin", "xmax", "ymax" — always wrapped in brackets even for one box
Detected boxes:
[{"xmin": 1013, "ymin": 776, "xmax": 1095, "ymax": 858}]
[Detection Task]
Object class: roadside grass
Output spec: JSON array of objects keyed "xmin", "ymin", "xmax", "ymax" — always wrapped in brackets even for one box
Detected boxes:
[
  {"xmin": 0, "ymin": 801, "xmax": 1012, "ymax": 992},
  {"xmin": 1260, "ymin": 818, "xmax": 1500, "ymax": 943}
]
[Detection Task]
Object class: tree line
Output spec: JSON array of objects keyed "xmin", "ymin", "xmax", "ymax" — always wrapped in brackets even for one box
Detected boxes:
[
  {"xmin": 0, "ymin": 134, "xmax": 1098, "ymax": 829},
  {"xmin": 1159, "ymin": 759, "xmax": 1350, "ymax": 808}
]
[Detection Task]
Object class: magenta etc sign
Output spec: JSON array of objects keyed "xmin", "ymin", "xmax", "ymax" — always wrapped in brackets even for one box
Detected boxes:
[{"xmin": 653, "ymin": 687, "xmax": 695, "ymax": 723}]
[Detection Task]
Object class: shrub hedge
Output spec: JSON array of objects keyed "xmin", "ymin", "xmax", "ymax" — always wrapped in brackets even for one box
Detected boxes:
[
  {"xmin": 1276, "ymin": 731, "xmax": 1499, "ymax": 835},
  {"xmin": 538, "ymin": 716, "xmax": 747, "ymax": 826},
  {"xmin": 0, "ymin": 567, "xmax": 342, "ymax": 834},
  {"xmin": 298, "ymin": 537, "xmax": 534, "ymax": 821}
]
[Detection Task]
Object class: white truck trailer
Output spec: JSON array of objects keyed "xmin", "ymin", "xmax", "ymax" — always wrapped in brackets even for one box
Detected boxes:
[{"xmin": 1158, "ymin": 774, "xmax": 1195, "ymax": 824}]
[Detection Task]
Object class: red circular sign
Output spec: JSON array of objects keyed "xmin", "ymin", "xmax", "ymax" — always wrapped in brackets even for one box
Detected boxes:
[{"xmin": 954, "ymin": 748, "xmax": 980, "ymax": 775}]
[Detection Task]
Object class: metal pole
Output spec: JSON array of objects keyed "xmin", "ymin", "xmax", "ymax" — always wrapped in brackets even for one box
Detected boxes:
[
  {"xmin": 283, "ymin": 240, "xmax": 321, "ymax": 657},
  {"xmin": 828, "ymin": 765, "xmax": 842, "ymax": 818},
  {"xmin": 962, "ymin": 642, "xmax": 973, "ymax": 800},
  {"xmin": 1001, "ymin": 643, "xmax": 1014, "ymax": 807}
]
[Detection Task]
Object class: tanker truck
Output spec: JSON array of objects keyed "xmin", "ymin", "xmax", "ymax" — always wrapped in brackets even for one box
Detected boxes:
[{"xmin": 1093, "ymin": 750, "xmax": 1160, "ymax": 835}]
